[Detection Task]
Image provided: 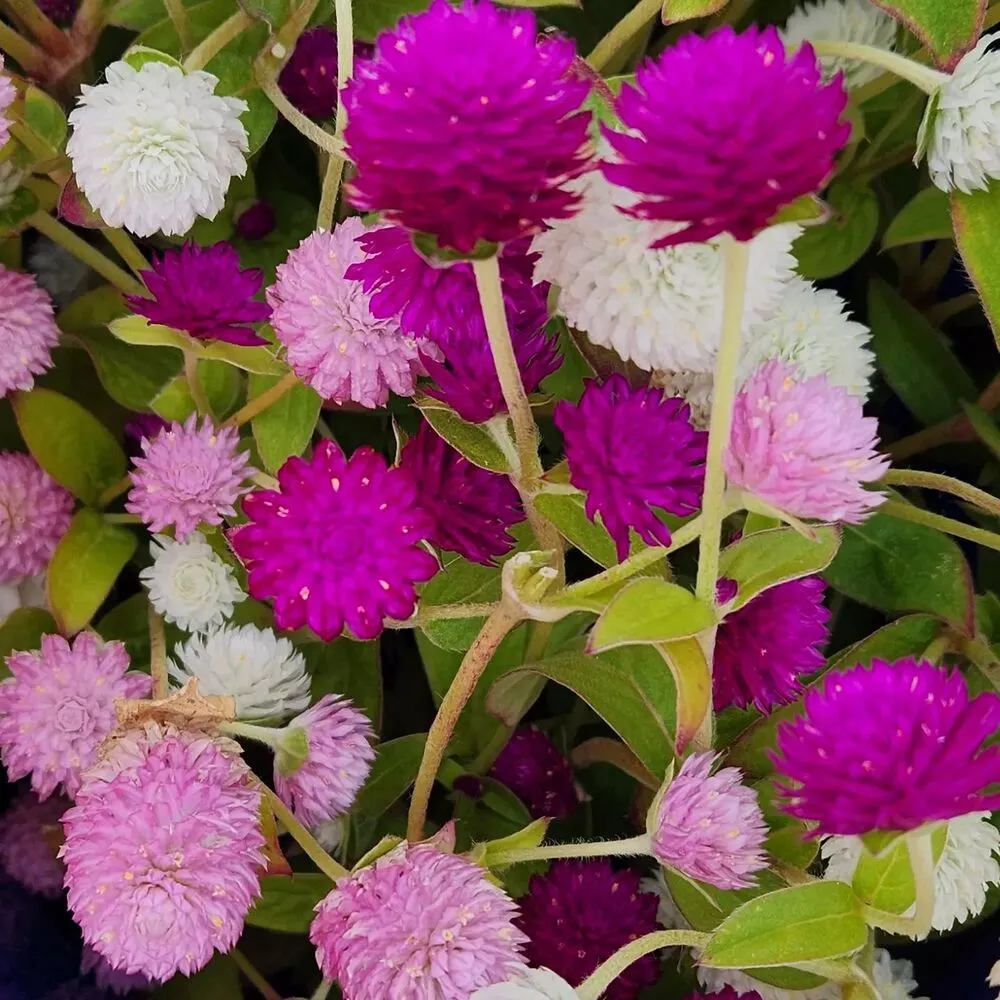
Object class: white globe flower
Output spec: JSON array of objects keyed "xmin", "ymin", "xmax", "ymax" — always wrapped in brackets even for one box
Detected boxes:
[
  {"xmin": 67, "ymin": 59, "xmax": 248, "ymax": 237},
  {"xmin": 532, "ymin": 169, "xmax": 799, "ymax": 373},
  {"xmin": 471, "ymin": 968, "xmax": 578, "ymax": 999},
  {"xmin": 928, "ymin": 34, "xmax": 1000, "ymax": 194},
  {"xmin": 169, "ymin": 623, "xmax": 312, "ymax": 721},
  {"xmin": 823, "ymin": 812, "xmax": 1000, "ymax": 935},
  {"xmin": 640, "ymin": 869, "xmax": 689, "ymax": 930},
  {"xmin": 650, "ymin": 371, "xmax": 714, "ymax": 430},
  {"xmin": 872, "ymin": 949, "xmax": 927, "ymax": 1000},
  {"xmin": 781, "ymin": 0, "xmax": 899, "ymax": 89},
  {"xmin": 0, "ymin": 572, "xmax": 46, "ymax": 623},
  {"xmin": 140, "ymin": 533, "xmax": 245, "ymax": 633},
  {"xmin": 312, "ymin": 815, "xmax": 347, "ymax": 857},
  {"xmin": 698, "ymin": 965, "xmax": 839, "ymax": 1000}
]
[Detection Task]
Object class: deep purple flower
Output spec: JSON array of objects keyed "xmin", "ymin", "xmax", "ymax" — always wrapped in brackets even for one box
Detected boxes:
[
  {"xmin": 123, "ymin": 412, "xmax": 169, "ymax": 454},
  {"xmin": 235, "ymin": 201, "xmax": 277, "ymax": 241},
  {"xmin": 398, "ymin": 422, "xmax": 524, "ymax": 565},
  {"xmin": 685, "ymin": 991, "xmax": 760, "ymax": 1000},
  {"xmin": 279, "ymin": 26, "xmax": 340, "ymax": 118},
  {"xmin": 714, "ymin": 575, "xmax": 830, "ymax": 712},
  {"xmin": 343, "ymin": 0, "xmax": 592, "ymax": 253},
  {"xmin": 127, "ymin": 242, "xmax": 271, "ymax": 346},
  {"xmin": 516, "ymin": 860, "xmax": 659, "ymax": 1000},
  {"xmin": 602, "ymin": 25, "xmax": 850, "ymax": 246},
  {"xmin": 36, "ymin": 0, "xmax": 77, "ymax": 23},
  {"xmin": 231, "ymin": 441, "xmax": 438, "ymax": 640},
  {"xmin": 774, "ymin": 658, "xmax": 1000, "ymax": 836},
  {"xmin": 555, "ymin": 375, "xmax": 707, "ymax": 561},
  {"xmin": 489, "ymin": 727, "xmax": 577, "ymax": 819}
]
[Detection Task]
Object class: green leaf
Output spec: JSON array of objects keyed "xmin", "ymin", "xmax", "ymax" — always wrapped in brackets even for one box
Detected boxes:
[
  {"xmin": 418, "ymin": 557, "xmax": 500, "ymax": 652},
  {"xmin": 47, "ymin": 510, "xmax": 138, "ymax": 635},
  {"xmin": 416, "ymin": 398, "xmax": 510, "ymax": 473},
  {"xmin": 196, "ymin": 340, "xmax": 287, "ymax": 376},
  {"xmin": 246, "ymin": 873, "xmax": 331, "ymax": 933},
  {"xmin": 136, "ymin": 0, "xmax": 233, "ymax": 55},
  {"xmin": 0, "ymin": 607, "xmax": 56, "ymax": 675},
  {"xmin": 249, "ymin": 373, "xmax": 320, "ymax": 474},
  {"xmin": 718, "ymin": 526, "xmax": 841, "ymax": 611},
  {"xmin": 110, "ymin": 0, "xmax": 174, "ymax": 30},
  {"xmin": 869, "ymin": 0, "xmax": 984, "ymax": 68},
  {"xmin": 0, "ymin": 188, "xmax": 39, "ymax": 237},
  {"xmin": 659, "ymin": 637, "xmax": 711, "ymax": 753},
  {"xmin": 58, "ymin": 286, "xmax": 128, "ymax": 336},
  {"xmin": 826, "ymin": 510, "xmax": 974, "ymax": 631},
  {"xmin": 534, "ymin": 491, "xmax": 624, "ymax": 569},
  {"xmin": 77, "ymin": 329, "xmax": 183, "ymax": 411},
  {"xmin": 109, "ymin": 314, "xmax": 190, "ymax": 351},
  {"xmin": 152, "ymin": 359, "xmax": 242, "ymax": 420},
  {"xmin": 356, "ymin": 733, "xmax": 428, "ymax": 818},
  {"xmin": 540, "ymin": 318, "xmax": 593, "ymax": 403},
  {"xmin": 882, "ymin": 187, "xmax": 952, "ymax": 249},
  {"xmin": 242, "ymin": 88, "xmax": 278, "ymax": 155},
  {"xmin": 851, "ymin": 838, "xmax": 917, "ymax": 916},
  {"xmin": 793, "ymin": 180, "xmax": 879, "ymax": 280},
  {"xmin": 301, "ymin": 638, "xmax": 382, "ymax": 729},
  {"xmin": 237, "ymin": 0, "xmax": 289, "ymax": 25},
  {"xmin": 123, "ymin": 44, "xmax": 185, "ymax": 70},
  {"xmin": 97, "ymin": 593, "xmax": 152, "ymax": 666},
  {"xmin": 588, "ymin": 578, "xmax": 714, "ymax": 653},
  {"xmin": 354, "ymin": 0, "xmax": 431, "ymax": 42},
  {"xmin": 666, "ymin": 867, "xmax": 793, "ymax": 930},
  {"xmin": 953, "ymin": 184, "xmax": 1000, "ymax": 353},
  {"xmin": 701, "ymin": 882, "xmax": 867, "ymax": 969},
  {"xmin": 868, "ymin": 278, "xmax": 976, "ymax": 426},
  {"xmin": 661, "ymin": 0, "xmax": 727, "ymax": 21},
  {"xmin": 22, "ymin": 85, "xmax": 67, "ymax": 156},
  {"xmin": 155, "ymin": 954, "xmax": 241, "ymax": 1000},
  {"xmin": 13, "ymin": 388, "xmax": 126, "ymax": 504}
]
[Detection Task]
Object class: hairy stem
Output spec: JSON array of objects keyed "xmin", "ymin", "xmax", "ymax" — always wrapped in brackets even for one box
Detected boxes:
[
  {"xmin": 183, "ymin": 351, "xmax": 212, "ymax": 415},
  {"xmin": 257, "ymin": 70, "xmax": 344, "ymax": 155},
  {"xmin": 812, "ymin": 40, "xmax": 948, "ymax": 94},
  {"xmin": 220, "ymin": 720, "xmax": 286, "ymax": 749},
  {"xmin": 148, "ymin": 605, "xmax": 168, "ymax": 699},
  {"xmin": 884, "ymin": 468, "xmax": 1000, "ymax": 518},
  {"xmin": 262, "ymin": 786, "xmax": 350, "ymax": 881},
  {"xmin": 586, "ymin": 0, "xmax": 660, "ymax": 73},
  {"xmin": 385, "ymin": 601, "xmax": 501, "ymax": 628},
  {"xmin": 316, "ymin": 0, "xmax": 353, "ymax": 230},
  {"xmin": 182, "ymin": 9, "xmax": 254, "ymax": 71},
  {"xmin": 163, "ymin": 0, "xmax": 191, "ymax": 51},
  {"xmin": 882, "ymin": 499, "xmax": 1000, "ymax": 552},
  {"xmin": 101, "ymin": 228, "xmax": 149, "ymax": 281},
  {"xmin": 490, "ymin": 834, "xmax": 651, "ymax": 868},
  {"xmin": 227, "ymin": 371, "xmax": 299, "ymax": 427},
  {"xmin": 0, "ymin": 19, "xmax": 44, "ymax": 71}
]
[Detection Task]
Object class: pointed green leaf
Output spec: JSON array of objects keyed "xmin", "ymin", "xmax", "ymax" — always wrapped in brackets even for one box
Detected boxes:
[
  {"xmin": 793, "ymin": 180, "xmax": 878, "ymax": 280},
  {"xmin": 883, "ymin": 187, "xmax": 952, "ymax": 249},
  {"xmin": 247, "ymin": 873, "xmax": 331, "ymax": 933},
  {"xmin": 22, "ymin": 85, "xmax": 67, "ymax": 156},
  {"xmin": 77, "ymin": 329, "xmax": 183, "ymax": 411},
  {"xmin": 661, "ymin": 0, "xmax": 727, "ymax": 22},
  {"xmin": 416, "ymin": 397, "xmax": 510, "ymax": 473},
  {"xmin": 109, "ymin": 314, "xmax": 191, "ymax": 350},
  {"xmin": 953, "ymin": 184, "xmax": 1000, "ymax": 352},
  {"xmin": 249, "ymin": 373, "xmax": 321, "ymax": 474},
  {"xmin": 355, "ymin": 733, "xmax": 428, "ymax": 818}
]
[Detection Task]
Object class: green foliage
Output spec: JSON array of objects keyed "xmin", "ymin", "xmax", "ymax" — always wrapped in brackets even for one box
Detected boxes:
[
  {"xmin": 250, "ymin": 374, "xmax": 321, "ymax": 473},
  {"xmin": 416, "ymin": 398, "xmax": 511, "ymax": 473},
  {"xmin": 354, "ymin": 0, "xmax": 431, "ymax": 42},
  {"xmin": 869, "ymin": 0, "xmax": 985, "ymax": 67},
  {"xmin": 793, "ymin": 180, "xmax": 878, "ymax": 280},
  {"xmin": 302, "ymin": 637, "xmax": 382, "ymax": 727},
  {"xmin": 0, "ymin": 608, "xmax": 56, "ymax": 675},
  {"xmin": 355, "ymin": 733, "xmax": 428, "ymax": 818},
  {"xmin": 246, "ymin": 874, "xmax": 332, "ymax": 933},
  {"xmin": 953, "ymin": 184, "xmax": 1000, "ymax": 352},
  {"xmin": 882, "ymin": 187, "xmax": 952, "ymax": 248}
]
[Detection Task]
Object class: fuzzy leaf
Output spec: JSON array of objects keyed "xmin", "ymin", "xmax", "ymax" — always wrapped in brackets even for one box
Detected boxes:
[
  {"xmin": 661, "ymin": 0, "xmax": 727, "ymax": 21},
  {"xmin": 870, "ymin": 0, "xmax": 984, "ymax": 68},
  {"xmin": 22, "ymin": 85, "xmax": 67, "ymax": 156},
  {"xmin": 953, "ymin": 184, "xmax": 1000, "ymax": 353},
  {"xmin": 77, "ymin": 329, "xmax": 183, "ymax": 411},
  {"xmin": 355, "ymin": 733, "xmax": 428, "ymax": 818},
  {"xmin": 416, "ymin": 398, "xmax": 510, "ymax": 473},
  {"xmin": 793, "ymin": 180, "xmax": 878, "ymax": 280},
  {"xmin": 249, "ymin": 373, "xmax": 321, "ymax": 474}
]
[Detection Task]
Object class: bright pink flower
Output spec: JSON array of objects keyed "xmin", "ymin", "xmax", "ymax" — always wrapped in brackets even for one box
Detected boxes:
[
  {"xmin": 0, "ymin": 789, "xmax": 68, "ymax": 898},
  {"xmin": 0, "ymin": 265, "xmax": 60, "ymax": 397}
]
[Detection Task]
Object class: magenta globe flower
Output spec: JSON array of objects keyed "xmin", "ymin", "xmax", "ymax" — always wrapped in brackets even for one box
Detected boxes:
[
  {"xmin": 231, "ymin": 441, "xmax": 438, "ymax": 640},
  {"xmin": 310, "ymin": 842, "xmax": 528, "ymax": 998},
  {"xmin": 0, "ymin": 789, "xmax": 68, "ymax": 898},
  {"xmin": 775, "ymin": 659, "xmax": 1000, "ymax": 836},
  {"xmin": 126, "ymin": 242, "xmax": 271, "ymax": 346},
  {"xmin": 602, "ymin": 25, "xmax": 850, "ymax": 246},
  {"xmin": 489, "ymin": 727, "xmax": 578, "ymax": 820},
  {"xmin": 555, "ymin": 375, "xmax": 707, "ymax": 561},
  {"xmin": 0, "ymin": 265, "xmax": 60, "ymax": 398},
  {"xmin": 344, "ymin": 0, "xmax": 592, "ymax": 252},
  {"xmin": 278, "ymin": 26, "xmax": 340, "ymax": 118}
]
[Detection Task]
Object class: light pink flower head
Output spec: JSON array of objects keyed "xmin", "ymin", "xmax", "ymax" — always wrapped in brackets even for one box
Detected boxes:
[
  {"xmin": 310, "ymin": 842, "xmax": 529, "ymax": 999},
  {"xmin": 0, "ymin": 788, "xmax": 69, "ymax": 898},
  {"xmin": 0, "ymin": 631, "xmax": 150, "ymax": 799},
  {"xmin": 725, "ymin": 359, "xmax": 888, "ymax": 523},
  {"xmin": 0, "ymin": 452, "xmax": 73, "ymax": 583},
  {"xmin": 0, "ymin": 266, "xmax": 60, "ymax": 397},
  {"xmin": 275, "ymin": 694, "xmax": 375, "ymax": 827},
  {"xmin": 0, "ymin": 57, "xmax": 15, "ymax": 150},
  {"xmin": 268, "ymin": 219, "xmax": 430, "ymax": 408},
  {"xmin": 126, "ymin": 413, "xmax": 251, "ymax": 539},
  {"xmin": 62, "ymin": 722, "xmax": 266, "ymax": 982},
  {"xmin": 651, "ymin": 752, "xmax": 768, "ymax": 890}
]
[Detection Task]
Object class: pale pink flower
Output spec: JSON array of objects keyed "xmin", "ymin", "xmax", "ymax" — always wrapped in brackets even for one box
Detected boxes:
[
  {"xmin": 0, "ymin": 788, "xmax": 68, "ymax": 897},
  {"xmin": 0, "ymin": 265, "xmax": 60, "ymax": 397}
]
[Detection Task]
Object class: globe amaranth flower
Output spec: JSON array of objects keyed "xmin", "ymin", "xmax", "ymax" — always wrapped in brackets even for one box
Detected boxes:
[
  {"xmin": 774, "ymin": 658, "xmax": 1000, "ymax": 836},
  {"xmin": 0, "ymin": 631, "xmax": 150, "ymax": 799},
  {"xmin": 928, "ymin": 34, "xmax": 1000, "ymax": 193},
  {"xmin": 81, "ymin": 946, "xmax": 151, "ymax": 995},
  {"xmin": 170, "ymin": 623, "xmax": 311, "ymax": 721},
  {"xmin": 0, "ymin": 57, "xmax": 14, "ymax": 150},
  {"xmin": 0, "ymin": 789, "xmax": 69, "ymax": 898},
  {"xmin": 274, "ymin": 694, "xmax": 375, "ymax": 826},
  {"xmin": 235, "ymin": 200, "xmax": 276, "ymax": 241},
  {"xmin": 823, "ymin": 811, "xmax": 1000, "ymax": 935},
  {"xmin": 532, "ymin": 169, "xmax": 799, "ymax": 373},
  {"xmin": 232, "ymin": 440, "xmax": 438, "ymax": 640},
  {"xmin": 127, "ymin": 414, "xmax": 251, "ymax": 540},
  {"xmin": 714, "ymin": 575, "xmax": 830, "ymax": 713},
  {"xmin": 488, "ymin": 727, "xmax": 578, "ymax": 820},
  {"xmin": 0, "ymin": 265, "xmax": 60, "ymax": 398},
  {"xmin": 725, "ymin": 360, "xmax": 888, "ymax": 523},
  {"xmin": 123, "ymin": 412, "xmax": 168, "ymax": 453},
  {"xmin": 652, "ymin": 371, "xmax": 715, "ymax": 430},
  {"xmin": 126, "ymin": 242, "xmax": 270, "ymax": 347},
  {"xmin": 268, "ymin": 220, "xmax": 429, "ymax": 408},
  {"xmin": 311, "ymin": 842, "xmax": 528, "ymax": 999},
  {"xmin": 555, "ymin": 375, "xmax": 707, "ymax": 561},
  {"xmin": 62, "ymin": 722, "xmax": 265, "ymax": 981},
  {"xmin": 278, "ymin": 26, "xmax": 339, "ymax": 118},
  {"xmin": 652, "ymin": 752, "xmax": 769, "ymax": 890},
  {"xmin": 781, "ymin": 0, "xmax": 899, "ymax": 89},
  {"xmin": 141, "ymin": 533, "xmax": 245, "ymax": 633},
  {"xmin": 399, "ymin": 421, "xmax": 524, "ymax": 565},
  {"xmin": 68, "ymin": 60, "xmax": 248, "ymax": 237},
  {"xmin": 472, "ymin": 968, "xmax": 579, "ymax": 999},
  {"xmin": 602, "ymin": 26, "xmax": 850, "ymax": 246},
  {"xmin": 517, "ymin": 860, "xmax": 659, "ymax": 1000},
  {"xmin": 344, "ymin": 0, "xmax": 591, "ymax": 253}
]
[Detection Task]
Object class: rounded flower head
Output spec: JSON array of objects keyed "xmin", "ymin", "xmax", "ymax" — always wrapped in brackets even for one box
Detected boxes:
[
  {"xmin": 488, "ymin": 727, "xmax": 577, "ymax": 820},
  {"xmin": 555, "ymin": 375, "xmax": 707, "ymax": 561},
  {"xmin": 268, "ymin": 221, "xmax": 429, "ymax": 408},
  {"xmin": 652, "ymin": 752, "xmax": 769, "ymax": 890},
  {"xmin": 344, "ymin": 0, "xmax": 592, "ymax": 252},
  {"xmin": 0, "ymin": 631, "xmax": 150, "ymax": 799},
  {"xmin": 67, "ymin": 60, "xmax": 248, "ymax": 237},
  {"xmin": 532, "ymin": 170, "xmax": 799, "ymax": 373},
  {"xmin": 140, "ymin": 532, "xmax": 245, "ymax": 633},
  {"xmin": 274, "ymin": 693, "xmax": 375, "ymax": 826},
  {"xmin": 126, "ymin": 414, "xmax": 251, "ymax": 540},
  {"xmin": 0, "ymin": 265, "xmax": 60, "ymax": 398},
  {"xmin": 0, "ymin": 789, "xmax": 69, "ymax": 898},
  {"xmin": 278, "ymin": 26, "xmax": 339, "ymax": 118},
  {"xmin": 0, "ymin": 57, "xmax": 15, "ymax": 149},
  {"xmin": 725, "ymin": 360, "xmax": 888, "ymax": 523},
  {"xmin": 126, "ymin": 242, "xmax": 270, "ymax": 346},
  {"xmin": 774, "ymin": 658, "xmax": 1000, "ymax": 835},
  {"xmin": 62, "ymin": 722, "xmax": 265, "ymax": 981},
  {"xmin": 472, "ymin": 968, "xmax": 579, "ymax": 999},
  {"xmin": 169, "ymin": 623, "xmax": 311, "ymax": 721},
  {"xmin": 517, "ymin": 860, "xmax": 659, "ymax": 1000},
  {"xmin": 714, "ymin": 575, "xmax": 830, "ymax": 712},
  {"xmin": 399, "ymin": 422, "xmax": 524, "ymax": 565},
  {"xmin": 602, "ymin": 26, "xmax": 850, "ymax": 246},
  {"xmin": 310, "ymin": 842, "xmax": 528, "ymax": 999},
  {"xmin": 0, "ymin": 453, "xmax": 73, "ymax": 583},
  {"xmin": 232, "ymin": 440, "xmax": 438, "ymax": 640}
]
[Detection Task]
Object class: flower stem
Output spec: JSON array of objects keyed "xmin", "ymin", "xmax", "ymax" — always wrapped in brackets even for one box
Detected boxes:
[
  {"xmin": 162, "ymin": 0, "xmax": 191, "ymax": 52},
  {"xmin": 2, "ymin": 0, "xmax": 69, "ymax": 56},
  {"xmin": 883, "ymin": 468, "xmax": 1000, "ymax": 518},
  {"xmin": 183, "ymin": 9, "xmax": 254, "ymax": 70},
  {"xmin": 586, "ymin": 0, "xmax": 660, "ymax": 73},
  {"xmin": 184, "ymin": 351, "xmax": 211, "ymax": 415},
  {"xmin": 385, "ymin": 600, "xmax": 501, "ymax": 628},
  {"xmin": 257, "ymin": 70, "xmax": 345, "ymax": 156},
  {"xmin": 489, "ymin": 834, "xmax": 651, "ymax": 868},
  {"xmin": 231, "ymin": 949, "xmax": 281, "ymax": 1000},
  {"xmin": 0, "ymin": 19, "xmax": 44, "ymax": 72},
  {"xmin": 882, "ymin": 499, "xmax": 1000, "ymax": 553},
  {"xmin": 148, "ymin": 604, "xmax": 168, "ymax": 699},
  {"xmin": 101, "ymin": 228, "xmax": 149, "ymax": 281},
  {"xmin": 811, "ymin": 41, "xmax": 949, "ymax": 95},
  {"xmin": 576, "ymin": 930, "xmax": 712, "ymax": 1000},
  {"xmin": 220, "ymin": 720, "xmax": 286, "ymax": 749},
  {"xmin": 262, "ymin": 785, "xmax": 350, "ymax": 881},
  {"xmin": 316, "ymin": 0, "xmax": 353, "ymax": 230},
  {"xmin": 227, "ymin": 371, "xmax": 299, "ymax": 427},
  {"xmin": 406, "ymin": 602, "xmax": 523, "ymax": 842},
  {"xmin": 863, "ymin": 829, "xmax": 936, "ymax": 938}
]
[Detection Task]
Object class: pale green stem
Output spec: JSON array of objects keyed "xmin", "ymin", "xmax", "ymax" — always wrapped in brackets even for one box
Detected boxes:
[
  {"xmin": 262, "ymin": 785, "xmax": 350, "ymax": 881},
  {"xmin": 183, "ymin": 351, "xmax": 211, "ymax": 415},
  {"xmin": 695, "ymin": 235, "xmax": 750, "ymax": 606},
  {"xmin": 577, "ymin": 930, "xmax": 712, "ymax": 1000},
  {"xmin": 586, "ymin": 0, "xmax": 660, "ymax": 73},
  {"xmin": 0, "ymin": 19, "xmax": 44, "ymax": 71},
  {"xmin": 182, "ymin": 9, "xmax": 254, "ymax": 71},
  {"xmin": 70, "ymin": 0, "xmax": 105, "ymax": 41},
  {"xmin": 148, "ymin": 605, "xmax": 167, "ymax": 699},
  {"xmin": 231, "ymin": 949, "xmax": 281, "ymax": 1000},
  {"xmin": 385, "ymin": 601, "xmax": 501, "ymax": 628},
  {"xmin": 863, "ymin": 830, "xmax": 936, "ymax": 938},
  {"xmin": 316, "ymin": 0, "xmax": 353, "ymax": 229},
  {"xmin": 310, "ymin": 981, "xmax": 333, "ymax": 1000},
  {"xmin": 257, "ymin": 70, "xmax": 344, "ymax": 156},
  {"xmin": 882, "ymin": 499, "xmax": 1000, "ymax": 552},
  {"xmin": 490, "ymin": 834, "xmax": 650, "ymax": 868},
  {"xmin": 1, "ymin": 0, "xmax": 69, "ymax": 55},
  {"xmin": 162, "ymin": 0, "xmax": 191, "ymax": 52},
  {"xmin": 226, "ymin": 371, "xmax": 299, "ymax": 427},
  {"xmin": 883, "ymin": 468, "xmax": 1000, "ymax": 518},
  {"xmin": 812, "ymin": 40, "xmax": 948, "ymax": 95},
  {"xmin": 101, "ymin": 228, "xmax": 149, "ymax": 281},
  {"xmin": 103, "ymin": 512, "xmax": 141, "ymax": 524},
  {"xmin": 220, "ymin": 720, "xmax": 286, "ymax": 749}
]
